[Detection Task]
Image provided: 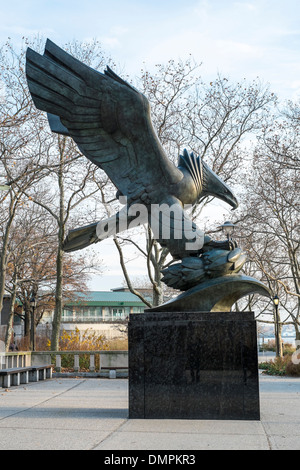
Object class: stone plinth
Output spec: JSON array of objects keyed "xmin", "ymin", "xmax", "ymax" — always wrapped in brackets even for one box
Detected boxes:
[{"xmin": 129, "ymin": 311, "xmax": 260, "ymax": 420}]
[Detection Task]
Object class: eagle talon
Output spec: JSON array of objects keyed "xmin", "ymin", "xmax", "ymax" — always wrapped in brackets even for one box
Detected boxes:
[{"xmin": 161, "ymin": 245, "xmax": 246, "ymax": 291}]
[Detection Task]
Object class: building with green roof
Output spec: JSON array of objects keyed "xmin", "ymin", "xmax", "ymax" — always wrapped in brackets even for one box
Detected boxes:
[{"xmin": 62, "ymin": 290, "xmax": 148, "ymax": 324}]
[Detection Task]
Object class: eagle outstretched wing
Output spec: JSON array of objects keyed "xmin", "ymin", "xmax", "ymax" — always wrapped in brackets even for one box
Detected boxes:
[
  {"xmin": 25, "ymin": 39, "xmax": 183, "ymax": 204},
  {"xmin": 26, "ymin": 40, "xmax": 237, "ymax": 259}
]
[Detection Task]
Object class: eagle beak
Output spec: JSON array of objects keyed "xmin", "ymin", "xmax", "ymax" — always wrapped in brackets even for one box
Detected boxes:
[
  {"xmin": 226, "ymin": 192, "xmax": 239, "ymax": 210},
  {"xmin": 212, "ymin": 186, "xmax": 238, "ymax": 210},
  {"xmin": 202, "ymin": 162, "xmax": 239, "ymax": 210}
]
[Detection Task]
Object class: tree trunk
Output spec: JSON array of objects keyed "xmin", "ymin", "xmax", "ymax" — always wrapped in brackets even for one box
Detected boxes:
[
  {"xmin": 152, "ymin": 262, "xmax": 164, "ymax": 307},
  {"xmin": 0, "ymin": 253, "xmax": 7, "ymax": 322},
  {"xmin": 4, "ymin": 278, "xmax": 17, "ymax": 351},
  {"xmin": 51, "ymin": 142, "xmax": 65, "ymax": 351},
  {"xmin": 0, "ymin": 192, "xmax": 15, "ymax": 317},
  {"xmin": 51, "ymin": 244, "xmax": 64, "ymax": 350},
  {"xmin": 24, "ymin": 307, "xmax": 31, "ymax": 342}
]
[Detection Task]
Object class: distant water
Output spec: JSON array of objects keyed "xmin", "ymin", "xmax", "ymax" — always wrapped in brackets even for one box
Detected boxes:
[{"xmin": 258, "ymin": 335, "xmax": 296, "ymax": 346}]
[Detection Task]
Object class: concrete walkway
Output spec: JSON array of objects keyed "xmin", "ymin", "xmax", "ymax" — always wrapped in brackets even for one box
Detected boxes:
[{"xmin": 0, "ymin": 373, "xmax": 299, "ymax": 450}]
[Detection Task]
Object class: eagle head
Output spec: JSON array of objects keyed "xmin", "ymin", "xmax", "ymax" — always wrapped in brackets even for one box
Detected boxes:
[{"xmin": 201, "ymin": 160, "xmax": 238, "ymax": 209}]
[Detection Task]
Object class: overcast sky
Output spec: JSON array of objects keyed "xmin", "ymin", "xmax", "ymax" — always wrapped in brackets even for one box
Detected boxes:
[
  {"xmin": 2, "ymin": 0, "xmax": 300, "ymax": 290},
  {"xmin": 2, "ymin": 0, "xmax": 300, "ymax": 100}
]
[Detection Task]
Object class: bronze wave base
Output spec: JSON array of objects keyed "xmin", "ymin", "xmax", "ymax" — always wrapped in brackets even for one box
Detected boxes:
[{"xmin": 147, "ymin": 274, "xmax": 271, "ymax": 313}]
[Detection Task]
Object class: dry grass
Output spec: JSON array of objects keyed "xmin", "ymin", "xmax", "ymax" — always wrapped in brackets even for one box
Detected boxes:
[{"xmin": 107, "ymin": 337, "xmax": 128, "ymax": 350}]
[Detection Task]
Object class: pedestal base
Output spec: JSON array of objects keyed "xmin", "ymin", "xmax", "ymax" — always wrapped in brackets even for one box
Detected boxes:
[{"xmin": 129, "ymin": 312, "xmax": 260, "ymax": 420}]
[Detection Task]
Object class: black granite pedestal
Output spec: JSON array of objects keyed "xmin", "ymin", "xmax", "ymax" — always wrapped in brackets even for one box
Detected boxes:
[{"xmin": 129, "ymin": 312, "xmax": 260, "ymax": 420}]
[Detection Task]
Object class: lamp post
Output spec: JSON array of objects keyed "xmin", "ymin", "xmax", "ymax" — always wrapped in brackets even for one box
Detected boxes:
[
  {"xmin": 219, "ymin": 221, "xmax": 235, "ymax": 241},
  {"xmin": 273, "ymin": 295, "xmax": 282, "ymax": 357},
  {"xmin": 30, "ymin": 296, "xmax": 37, "ymax": 352}
]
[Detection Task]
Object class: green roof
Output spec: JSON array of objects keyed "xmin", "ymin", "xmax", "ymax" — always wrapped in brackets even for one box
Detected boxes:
[{"xmin": 64, "ymin": 291, "xmax": 146, "ymax": 307}]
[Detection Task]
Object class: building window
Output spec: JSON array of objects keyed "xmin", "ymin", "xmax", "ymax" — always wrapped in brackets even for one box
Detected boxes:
[
  {"xmin": 132, "ymin": 306, "xmax": 143, "ymax": 313},
  {"xmin": 63, "ymin": 308, "xmax": 73, "ymax": 321},
  {"xmin": 62, "ymin": 306, "xmax": 103, "ymax": 322},
  {"xmin": 62, "ymin": 304, "xmax": 143, "ymax": 322},
  {"xmin": 112, "ymin": 308, "xmax": 124, "ymax": 319}
]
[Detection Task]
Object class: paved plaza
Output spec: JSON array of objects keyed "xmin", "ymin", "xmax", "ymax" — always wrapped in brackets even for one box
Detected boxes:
[{"xmin": 0, "ymin": 373, "xmax": 299, "ymax": 450}]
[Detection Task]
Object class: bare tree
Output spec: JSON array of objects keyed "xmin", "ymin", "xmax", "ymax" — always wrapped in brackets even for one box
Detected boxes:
[
  {"xmin": 237, "ymin": 104, "xmax": 299, "ymax": 339},
  {"xmin": 4, "ymin": 204, "xmax": 93, "ymax": 350},
  {"xmin": 1, "ymin": 38, "xmax": 111, "ymax": 350},
  {"xmin": 21, "ymin": 39, "xmax": 113, "ymax": 350},
  {"xmin": 114, "ymin": 59, "xmax": 277, "ymax": 306}
]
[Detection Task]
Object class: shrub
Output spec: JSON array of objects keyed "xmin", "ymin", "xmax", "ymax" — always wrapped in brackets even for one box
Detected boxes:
[
  {"xmin": 260, "ymin": 340, "xmax": 295, "ymax": 356},
  {"xmin": 58, "ymin": 328, "xmax": 109, "ymax": 351},
  {"xmin": 17, "ymin": 335, "xmax": 31, "ymax": 351},
  {"xmin": 49, "ymin": 328, "xmax": 109, "ymax": 371},
  {"xmin": 260, "ymin": 339, "xmax": 276, "ymax": 352},
  {"xmin": 260, "ymin": 353, "xmax": 300, "ymax": 377},
  {"xmin": 286, "ymin": 358, "xmax": 300, "ymax": 377},
  {"xmin": 260, "ymin": 355, "xmax": 291, "ymax": 376},
  {"xmin": 283, "ymin": 343, "xmax": 296, "ymax": 356},
  {"xmin": 107, "ymin": 337, "xmax": 128, "ymax": 350},
  {"xmin": 258, "ymin": 362, "xmax": 270, "ymax": 371}
]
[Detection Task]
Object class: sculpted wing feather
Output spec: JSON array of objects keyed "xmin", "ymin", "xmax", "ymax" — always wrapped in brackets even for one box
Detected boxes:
[{"xmin": 25, "ymin": 39, "xmax": 183, "ymax": 202}]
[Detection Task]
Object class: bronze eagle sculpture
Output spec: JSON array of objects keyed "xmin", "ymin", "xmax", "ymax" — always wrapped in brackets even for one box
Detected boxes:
[
  {"xmin": 25, "ymin": 40, "xmax": 272, "ymax": 307},
  {"xmin": 25, "ymin": 39, "xmax": 237, "ymax": 259}
]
